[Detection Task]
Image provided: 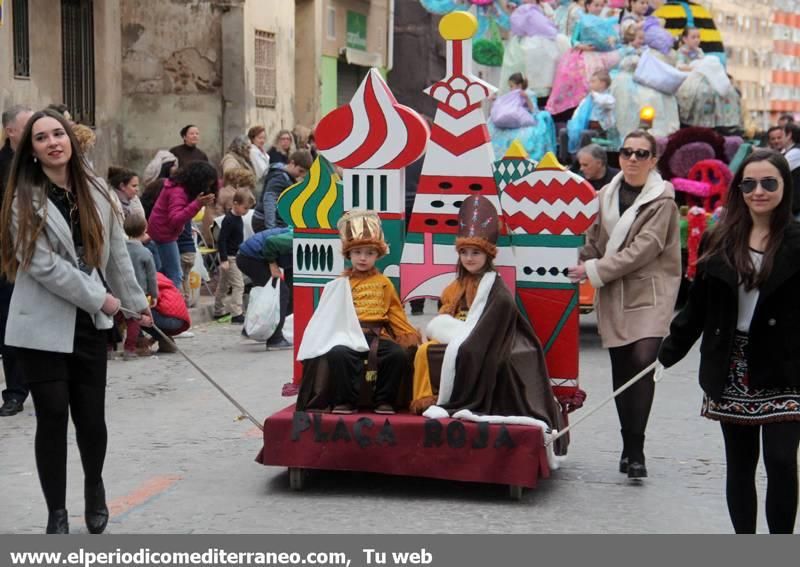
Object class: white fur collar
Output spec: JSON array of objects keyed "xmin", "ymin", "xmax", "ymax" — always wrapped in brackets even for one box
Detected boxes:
[
  {"xmin": 424, "ymin": 271, "xmax": 497, "ymax": 408},
  {"xmin": 601, "ymin": 170, "xmax": 666, "ymax": 258}
]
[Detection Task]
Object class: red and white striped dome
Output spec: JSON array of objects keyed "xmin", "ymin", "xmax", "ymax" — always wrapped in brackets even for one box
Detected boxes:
[{"xmin": 316, "ymin": 69, "xmax": 429, "ymax": 170}]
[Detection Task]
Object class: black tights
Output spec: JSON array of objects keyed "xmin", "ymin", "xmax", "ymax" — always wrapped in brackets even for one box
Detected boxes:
[
  {"xmin": 28, "ymin": 381, "xmax": 107, "ymax": 513},
  {"xmin": 721, "ymin": 421, "xmax": 800, "ymax": 534},
  {"xmin": 608, "ymin": 337, "xmax": 661, "ymax": 462}
]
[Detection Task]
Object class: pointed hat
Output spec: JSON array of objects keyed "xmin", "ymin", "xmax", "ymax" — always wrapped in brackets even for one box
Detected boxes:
[{"xmin": 455, "ymin": 195, "xmax": 499, "ymax": 258}]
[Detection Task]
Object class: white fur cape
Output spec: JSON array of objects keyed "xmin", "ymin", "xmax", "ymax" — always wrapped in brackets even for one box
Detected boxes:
[
  {"xmin": 296, "ymin": 277, "xmax": 369, "ymax": 361},
  {"xmin": 421, "ymin": 272, "xmax": 564, "ymax": 469}
]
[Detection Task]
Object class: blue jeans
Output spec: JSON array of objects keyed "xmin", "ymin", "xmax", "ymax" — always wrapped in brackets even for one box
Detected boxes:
[
  {"xmin": 154, "ymin": 240, "xmax": 181, "ymax": 289},
  {"xmin": 144, "ymin": 240, "xmax": 162, "ymax": 272},
  {"xmin": 144, "ymin": 312, "xmax": 185, "ymax": 339}
]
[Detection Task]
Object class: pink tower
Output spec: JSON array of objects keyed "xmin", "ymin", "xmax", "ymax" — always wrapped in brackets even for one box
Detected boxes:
[{"xmin": 400, "ymin": 11, "xmax": 515, "ymax": 302}]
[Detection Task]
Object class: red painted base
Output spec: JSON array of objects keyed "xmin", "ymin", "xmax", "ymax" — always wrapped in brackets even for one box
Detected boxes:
[{"xmin": 256, "ymin": 405, "xmax": 551, "ymax": 489}]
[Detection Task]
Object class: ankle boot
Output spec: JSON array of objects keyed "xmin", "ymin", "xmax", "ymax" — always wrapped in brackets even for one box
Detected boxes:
[
  {"xmin": 46, "ymin": 509, "xmax": 69, "ymax": 534},
  {"xmin": 626, "ymin": 433, "xmax": 647, "ymax": 479},
  {"xmin": 85, "ymin": 481, "xmax": 109, "ymax": 534},
  {"xmin": 619, "ymin": 429, "xmax": 630, "ymax": 473}
]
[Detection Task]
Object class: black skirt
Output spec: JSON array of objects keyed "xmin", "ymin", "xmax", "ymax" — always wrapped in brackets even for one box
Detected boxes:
[
  {"xmin": 16, "ymin": 309, "xmax": 108, "ymax": 387},
  {"xmin": 702, "ymin": 332, "xmax": 800, "ymax": 425}
]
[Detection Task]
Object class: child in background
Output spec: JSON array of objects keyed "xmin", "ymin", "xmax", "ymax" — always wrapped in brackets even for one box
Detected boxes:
[
  {"xmin": 489, "ymin": 73, "xmax": 558, "ymax": 160},
  {"xmin": 214, "ymin": 188, "xmax": 255, "ymax": 323},
  {"xmin": 676, "ymin": 27, "xmax": 704, "ymax": 70},
  {"xmin": 296, "ymin": 210, "xmax": 420, "ymax": 415},
  {"xmin": 619, "ymin": 0, "xmax": 649, "ymax": 36},
  {"xmin": 123, "ymin": 214, "xmax": 159, "ymax": 360},
  {"xmin": 566, "ymin": 70, "xmax": 617, "ymax": 154}
]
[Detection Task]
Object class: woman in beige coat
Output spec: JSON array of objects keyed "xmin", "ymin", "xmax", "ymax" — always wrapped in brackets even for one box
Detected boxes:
[{"xmin": 568, "ymin": 130, "xmax": 682, "ymax": 479}]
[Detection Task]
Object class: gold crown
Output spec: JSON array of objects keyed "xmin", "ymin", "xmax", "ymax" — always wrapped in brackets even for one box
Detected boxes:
[{"xmin": 337, "ymin": 210, "xmax": 389, "ymax": 257}]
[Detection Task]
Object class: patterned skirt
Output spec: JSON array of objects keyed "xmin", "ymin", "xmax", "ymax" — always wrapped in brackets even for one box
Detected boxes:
[{"xmin": 702, "ymin": 333, "xmax": 800, "ymax": 425}]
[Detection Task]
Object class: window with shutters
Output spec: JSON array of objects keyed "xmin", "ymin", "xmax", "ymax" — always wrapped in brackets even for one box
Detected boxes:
[
  {"xmin": 255, "ymin": 30, "xmax": 277, "ymax": 108},
  {"xmin": 61, "ymin": 0, "xmax": 95, "ymax": 125},
  {"xmin": 12, "ymin": 0, "xmax": 30, "ymax": 78}
]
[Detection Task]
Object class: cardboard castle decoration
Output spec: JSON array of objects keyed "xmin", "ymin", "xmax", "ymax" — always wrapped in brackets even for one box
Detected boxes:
[
  {"xmin": 277, "ymin": 156, "xmax": 345, "ymax": 383},
  {"xmin": 401, "ymin": 11, "xmax": 516, "ymax": 302},
  {"xmin": 280, "ymin": 70, "xmax": 429, "ymax": 384},
  {"xmin": 499, "ymin": 150, "xmax": 598, "ymax": 399},
  {"xmin": 280, "ymin": 10, "xmax": 596, "ymax": 398},
  {"xmin": 314, "ymin": 68, "xmax": 429, "ymax": 288}
]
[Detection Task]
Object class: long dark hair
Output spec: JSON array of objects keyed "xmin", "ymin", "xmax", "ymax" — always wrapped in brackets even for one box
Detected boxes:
[
  {"xmin": 1, "ymin": 109, "xmax": 108, "ymax": 280},
  {"xmin": 171, "ymin": 161, "xmax": 218, "ymax": 200},
  {"xmin": 701, "ymin": 149, "xmax": 793, "ymax": 290}
]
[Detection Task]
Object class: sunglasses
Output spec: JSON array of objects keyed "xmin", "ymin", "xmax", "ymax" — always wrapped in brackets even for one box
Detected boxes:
[
  {"xmin": 740, "ymin": 177, "xmax": 780, "ymax": 194},
  {"xmin": 620, "ymin": 147, "xmax": 653, "ymax": 160}
]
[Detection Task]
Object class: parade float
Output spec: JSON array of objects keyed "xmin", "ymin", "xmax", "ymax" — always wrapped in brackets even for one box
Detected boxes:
[{"xmin": 256, "ymin": 11, "xmax": 597, "ymax": 499}]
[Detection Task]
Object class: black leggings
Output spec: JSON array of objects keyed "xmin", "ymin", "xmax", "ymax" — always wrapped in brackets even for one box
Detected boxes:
[
  {"xmin": 608, "ymin": 337, "xmax": 661, "ymax": 462},
  {"xmin": 721, "ymin": 421, "xmax": 800, "ymax": 534},
  {"xmin": 28, "ymin": 381, "xmax": 107, "ymax": 513}
]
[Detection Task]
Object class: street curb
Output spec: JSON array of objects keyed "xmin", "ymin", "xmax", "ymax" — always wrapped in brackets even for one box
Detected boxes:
[{"xmin": 188, "ymin": 296, "xmax": 216, "ymax": 326}]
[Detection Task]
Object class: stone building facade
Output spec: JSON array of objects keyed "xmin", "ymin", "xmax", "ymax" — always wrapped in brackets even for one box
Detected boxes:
[{"xmin": 1, "ymin": 0, "xmax": 296, "ymax": 176}]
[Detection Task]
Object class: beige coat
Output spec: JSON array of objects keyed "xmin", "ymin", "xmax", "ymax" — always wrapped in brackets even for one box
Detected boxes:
[{"xmin": 580, "ymin": 171, "xmax": 682, "ymax": 348}]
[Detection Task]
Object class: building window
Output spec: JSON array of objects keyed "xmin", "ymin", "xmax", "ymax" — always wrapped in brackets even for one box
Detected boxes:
[
  {"xmin": 61, "ymin": 0, "xmax": 95, "ymax": 125},
  {"xmin": 12, "ymin": 0, "xmax": 30, "ymax": 77},
  {"xmin": 327, "ymin": 6, "xmax": 336, "ymax": 40},
  {"xmin": 254, "ymin": 30, "xmax": 276, "ymax": 108}
]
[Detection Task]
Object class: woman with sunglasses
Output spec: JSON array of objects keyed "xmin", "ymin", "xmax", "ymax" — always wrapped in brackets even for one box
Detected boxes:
[
  {"xmin": 659, "ymin": 149, "xmax": 800, "ymax": 533},
  {"xmin": 568, "ymin": 130, "xmax": 682, "ymax": 479},
  {"xmin": 0, "ymin": 110, "xmax": 153, "ymax": 533}
]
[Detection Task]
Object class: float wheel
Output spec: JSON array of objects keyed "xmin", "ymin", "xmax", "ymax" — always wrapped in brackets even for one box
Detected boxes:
[
  {"xmin": 508, "ymin": 485, "xmax": 523, "ymax": 501},
  {"xmin": 288, "ymin": 468, "xmax": 305, "ymax": 491}
]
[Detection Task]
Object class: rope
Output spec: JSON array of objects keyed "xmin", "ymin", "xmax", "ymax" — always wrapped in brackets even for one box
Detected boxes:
[
  {"xmin": 120, "ymin": 308, "xmax": 264, "ymax": 431},
  {"xmin": 546, "ymin": 360, "xmax": 662, "ymax": 447}
]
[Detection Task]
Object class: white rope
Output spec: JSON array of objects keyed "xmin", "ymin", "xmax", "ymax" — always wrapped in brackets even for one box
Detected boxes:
[
  {"xmin": 546, "ymin": 360, "xmax": 662, "ymax": 447},
  {"xmin": 120, "ymin": 308, "xmax": 264, "ymax": 431}
]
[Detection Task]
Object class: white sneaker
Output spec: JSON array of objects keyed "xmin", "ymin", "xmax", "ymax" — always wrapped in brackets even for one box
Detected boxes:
[{"xmin": 175, "ymin": 331, "xmax": 195, "ymax": 339}]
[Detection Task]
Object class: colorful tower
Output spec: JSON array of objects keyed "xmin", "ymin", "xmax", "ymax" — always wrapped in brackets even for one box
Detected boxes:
[
  {"xmin": 314, "ymin": 68, "xmax": 429, "ymax": 289},
  {"xmin": 493, "ymin": 140, "xmax": 537, "ymax": 194},
  {"xmin": 500, "ymin": 152, "xmax": 598, "ymax": 399},
  {"xmin": 401, "ymin": 11, "xmax": 515, "ymax": 301},
  {"xmin": 277, "ymin": 156, "xmax": 344, "ymax": 384}
]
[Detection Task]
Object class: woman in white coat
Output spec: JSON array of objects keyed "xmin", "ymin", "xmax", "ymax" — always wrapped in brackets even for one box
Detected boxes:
[{"xmin": 0, "ymin": 110, "xmax": 152, "ymax": 534}]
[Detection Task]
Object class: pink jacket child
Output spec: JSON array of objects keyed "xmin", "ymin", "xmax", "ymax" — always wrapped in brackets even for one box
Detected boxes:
[{"xmin": 147, "ymin": 179, "xmax": 205, "ymax": 243}]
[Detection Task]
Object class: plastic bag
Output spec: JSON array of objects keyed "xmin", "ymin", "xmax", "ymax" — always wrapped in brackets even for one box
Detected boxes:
[
  {"xmin": 634, "ymin": 49, "xmax": 687, "ymax": 95},
  {"xmin": 244, "ymin": 279, "xmax": 281, "ymax": 341},
  {"xmin": 510, "ymin": 4, "xmax": 557, "ymax": 38},
  {"xmin": 490, "ymin": 90, "xmax": 535, "ymax": 129},
  {"xmin": 282, "ymin": 314, "xmax": 294, "ymax": 344},
  {"xmin": 643, "ymin": 16, "xmax": 675, "ymax": 55},
  {"xmin": 575, "ymin": 14, "xmax": 619, "ymax": 52}
]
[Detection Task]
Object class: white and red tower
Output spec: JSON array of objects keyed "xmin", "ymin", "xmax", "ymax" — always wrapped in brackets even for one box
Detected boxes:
[
  {"xmin": 400, "ymin": 11, "xmax": 515, "ymax": 302},
  {"xmin": 315, "ymin": 68, "xmax": 429, "ymax": 289}
]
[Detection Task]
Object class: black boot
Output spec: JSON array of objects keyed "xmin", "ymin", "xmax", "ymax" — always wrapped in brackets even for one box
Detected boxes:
[
  {"xmin": 619, "ymin": 429, "xmax": 629, "ymax": 473},
  {"xmin": 46, "ymin": 509, "xmax": 69, "ymax": 534},
  {"xmin": 626, "ymin": 433, "xmax": 647, "ymax": 479},
  {"xmin": 85, "ymin": 481, "xmax": 109, "ymax": 534}
]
